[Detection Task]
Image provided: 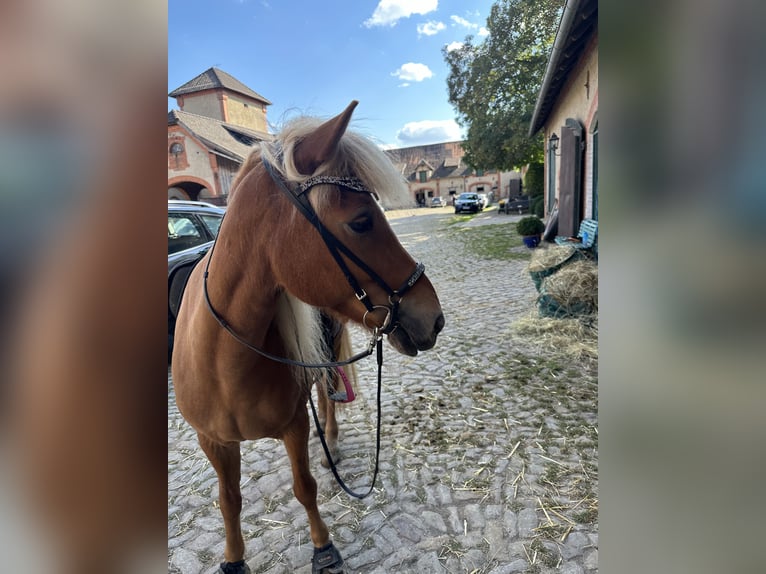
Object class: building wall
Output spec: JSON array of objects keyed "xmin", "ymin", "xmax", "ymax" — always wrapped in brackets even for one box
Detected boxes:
[
  {"xmin": 543, "ymin": 34, "xmax": 598, "ymax": 217},
  {"xmin": 225, "ymin": 94, "xmax": 268, "ymax": 132},
  {"xmin": 465, "ymin": 175, "xmax": 499, "ymax": 196},
  {"xmin": 179, "ymin": 91, "xmax": 224, "ymax": 122},
  {"xmin": 499, "ymin": 171, "xmax": 522, "ymax": 198},
  {"xmin": 440, "ymin": 177, "xmax": 465, "ymax": 197},
  {"xmin": 215, "ymin": 156, "xmax": 242, "ymax": 198},
  {"xmin": 404, "ymin": 170, "xmax": 520, "ymax": 204},
  {"xmin": 167, "ymin": 126, "xmax": 217, "ymax": 195}
]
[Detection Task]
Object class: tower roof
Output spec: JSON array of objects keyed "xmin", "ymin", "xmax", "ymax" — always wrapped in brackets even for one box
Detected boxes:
[{"xmin": 169, "ymin": 67, "xmax": 272, "ymax": 105}]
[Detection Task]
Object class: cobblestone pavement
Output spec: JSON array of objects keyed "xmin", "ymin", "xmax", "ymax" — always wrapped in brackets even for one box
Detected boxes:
[{"xmin": 169, "ymin": 206, "xmax": 598, "ymax": 574}]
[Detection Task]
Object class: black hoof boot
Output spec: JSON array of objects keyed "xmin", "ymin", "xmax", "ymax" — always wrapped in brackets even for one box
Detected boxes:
[
  {"xmin": 312, "ymin": 542, "xmax": 344, "ymax": 573},
  {"xmin": 218, "ymin": 560, "xmax": 251, "ymax": 574}
]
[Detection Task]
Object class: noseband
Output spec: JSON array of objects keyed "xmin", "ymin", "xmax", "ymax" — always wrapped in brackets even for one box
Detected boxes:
[{"xmin": 260, "ymin": 152, "xmax": 425, "ymax": 336}]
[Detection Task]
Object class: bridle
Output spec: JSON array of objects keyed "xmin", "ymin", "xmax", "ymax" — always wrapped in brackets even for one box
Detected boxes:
[
  {"xmin": 260, "ymin": 152, "xmax": 426, "ymax": 336},
  {"xmin": 201, "ymin": 147, "xmax": 426, "ymax": 498}
]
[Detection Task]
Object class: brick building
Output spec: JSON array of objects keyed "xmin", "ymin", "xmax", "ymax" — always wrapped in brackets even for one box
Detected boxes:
[
  {"xmin": 386, "ymin": 142, "xmax": 521, "ymax": 207},
  {"xmin": 167, "ymin": 67, "xmax": 271, "ymax": 204}
]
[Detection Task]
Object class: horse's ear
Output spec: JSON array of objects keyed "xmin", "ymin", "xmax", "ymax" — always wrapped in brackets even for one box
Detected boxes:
[{"xmin": 293, "ymin": 100, "xmax": 358, "ymax": 175}]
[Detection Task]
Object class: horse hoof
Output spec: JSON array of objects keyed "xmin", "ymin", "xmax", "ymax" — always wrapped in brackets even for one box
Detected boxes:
[
  {"xmin": 312, "ymin": 542, "xmax": 344, "ymax": 574},
  {"xmin": 218, "ymin": 560, "xmax": 250, "ymax": 574},
  {"xmin": 321, "ymin": 450, "xmax": 340, "ymax": 468}
]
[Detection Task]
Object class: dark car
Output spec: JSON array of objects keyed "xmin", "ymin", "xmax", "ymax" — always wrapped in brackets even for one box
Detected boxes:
[
  {"xmin": 454, "ymin": 192, "xmax": 482, "ymax": 214},
  {"xmin": 168, "ymin": 200, "xmax": 225, "ymax": 358},
  {"xmin": 499, "ymin": 195, "xmax": 530, "ymax": 214}
]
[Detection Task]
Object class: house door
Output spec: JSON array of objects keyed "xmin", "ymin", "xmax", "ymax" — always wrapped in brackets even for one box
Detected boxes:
[{"xmin": 557, "ymin": 119, "xmax": 584, "ymax": 237}]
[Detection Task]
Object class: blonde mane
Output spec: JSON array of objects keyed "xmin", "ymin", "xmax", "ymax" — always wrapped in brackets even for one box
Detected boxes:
[
  {"xmin": 273, "ymin": 291, "xmax": 330, "ymax": 385},
  {"xmin": 260, "ymin": 117, "xmax": 411, "ymax": 211}
]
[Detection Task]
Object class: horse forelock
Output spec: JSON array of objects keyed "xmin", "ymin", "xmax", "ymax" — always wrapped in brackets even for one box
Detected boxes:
[{"xmin": 259, "ymin": 117, "xmax": 410, "ymax": 211}]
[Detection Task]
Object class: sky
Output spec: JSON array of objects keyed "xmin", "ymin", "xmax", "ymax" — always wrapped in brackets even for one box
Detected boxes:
[{"xmin": 168, "ymin": 0, "xmax": 497, "ymax": 149}]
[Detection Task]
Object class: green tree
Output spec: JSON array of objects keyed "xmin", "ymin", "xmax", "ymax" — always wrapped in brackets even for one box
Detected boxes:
[{"xmin": 444, "ymin": 0, "xmax": 563, "ymax": 170}]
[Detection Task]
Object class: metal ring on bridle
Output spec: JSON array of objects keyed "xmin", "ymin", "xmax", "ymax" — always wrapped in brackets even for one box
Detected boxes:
[{"xmin": 363, "ymin": 305, "xmax": 392, "ymax": 333}]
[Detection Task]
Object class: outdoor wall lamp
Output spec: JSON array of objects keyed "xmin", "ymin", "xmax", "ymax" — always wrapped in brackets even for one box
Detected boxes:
[{"xmin": 548, "ymin": 132, "xmax": 560, "ymax": 155}]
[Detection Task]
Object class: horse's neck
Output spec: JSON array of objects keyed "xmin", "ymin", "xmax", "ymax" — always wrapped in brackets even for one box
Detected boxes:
[
  {"xmin": 205, "ymin": 180, "xmax": 322, "ymax": 366},
  {"xmin": 203, "ymin": 260, "xmax": 321, "ymax": 370},
  {"xmin": 205, "ymin": 220, "xmax": 281, "ymax": 350}
]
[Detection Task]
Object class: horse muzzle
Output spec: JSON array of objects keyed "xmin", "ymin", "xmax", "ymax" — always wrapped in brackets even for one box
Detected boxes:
[{"xmin": 386, "ymin": 309, "xmax": 445, "ymax": 356}]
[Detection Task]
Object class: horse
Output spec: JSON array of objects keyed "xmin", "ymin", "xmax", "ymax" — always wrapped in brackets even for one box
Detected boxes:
[{"xmin": 171, "ymin": 101, "xmax": 444, "ymax": 574}]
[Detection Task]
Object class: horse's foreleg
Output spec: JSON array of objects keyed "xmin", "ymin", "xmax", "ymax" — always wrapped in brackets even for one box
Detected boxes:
[
  {"xmin": 283, "ymin": 408, "xmax": 345, "ymax": 572},
  {"xmin": 283, "ymin": 407, "xmax": 329, "ymax": 546},
  {"xmin": 198, "ymin": 434, "xmax": 248, "ymax": 572}
]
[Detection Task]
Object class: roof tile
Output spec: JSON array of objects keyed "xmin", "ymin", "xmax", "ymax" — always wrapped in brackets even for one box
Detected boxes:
[{"xmin": 169, "ymin": 67, "xmax": 272, "ymax": 105}]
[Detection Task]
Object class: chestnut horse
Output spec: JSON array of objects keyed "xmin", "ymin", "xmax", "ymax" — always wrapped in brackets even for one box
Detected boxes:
[{"xmin": 171, "ymin": 101, "xmax": 444, "ymax": 574}]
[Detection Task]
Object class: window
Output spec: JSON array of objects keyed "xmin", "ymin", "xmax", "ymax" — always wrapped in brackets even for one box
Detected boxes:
[
  {"xmin": 419, "ymin": 171, "xmax": 427, "ymax": 183},
  {"xmin": 225, "ymin": 128, "xmax": 257, "ymax": 146},
  {"xmin": 476, "ymin": 169, "xmax": 484, "ymax": 177},
  {"xmin": 200, "ymin": 214, "xmax": 223, "ymax": 237},
  {"xmin": 168, "ymin": 214, "xmax": 205, "ymax": 254},
  {"xmin": 168, "ymin": 140, "xmax": 188, "ymax": 170}
]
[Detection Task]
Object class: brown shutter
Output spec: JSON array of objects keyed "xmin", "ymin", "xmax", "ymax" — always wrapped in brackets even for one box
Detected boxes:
[{"xmin": 557, "ymin": 119, "xmax": 584, "ymax": 237}]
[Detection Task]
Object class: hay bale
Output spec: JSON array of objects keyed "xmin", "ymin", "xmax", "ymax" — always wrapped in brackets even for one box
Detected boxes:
[
  {"xmin": 513, "ymin": 313, "xmax": 598, "ymax": 362},
  {"xmin": 527, "ymin": 245, "xmax": 580, "ymax": 291},
  {"xmin": 538, "ymin": 260, "xmax": 598, "ymax": 318},
  {"xmin": 527, "ymin": 245, "xmax": 578, "ymax": 273}
]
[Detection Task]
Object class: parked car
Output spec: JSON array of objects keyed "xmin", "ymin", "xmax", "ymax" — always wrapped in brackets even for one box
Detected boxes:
[
  {"xmin": 454, "ymin": 192, "xmax": 482, "ymax": 214},
  {"xmin": 478, "ymin": 193, "xmax": 489, "ymax": 209},
  {"xmin": 168, "ymin": 200, "xmax": 226, "ymax": 359},
  {"xmin": 430, "ymin": 196, "xmax": 447, "ymax": 207},
  {"xmin": 498, "ymin": 195, "xmax": 530, "ymax": 214}
]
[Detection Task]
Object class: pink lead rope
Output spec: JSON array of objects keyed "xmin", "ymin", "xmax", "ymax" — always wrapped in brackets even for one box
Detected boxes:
[{"xmin": 335, "ymin": 366, "xmax": 355, "ymax": 403}]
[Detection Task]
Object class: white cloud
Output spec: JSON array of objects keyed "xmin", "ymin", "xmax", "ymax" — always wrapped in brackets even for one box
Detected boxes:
[
  {"xmin": 450, "ymin": 15, "xmax": 472, "ymax": 28},
  {"xmin": 391, "ymin": 62, "xmax": 433, "ymax": 83},
  {"xmin": 364, "ymin": 0, "xmax": 438, "ymax": 28},
  {"xmin": 450, "ymin": 14, "xmax": 488, "ymax": 36},
  {"xmin": 445, "ymin": 41, "xmax": 463, "ymax": 52},
  {"xmin": 396, "ymin": 119, "xmax": 462, "ymax": 145},
  {"xmin": 417, "ymin": 20, "xmax": 446, "ymax": 37}
]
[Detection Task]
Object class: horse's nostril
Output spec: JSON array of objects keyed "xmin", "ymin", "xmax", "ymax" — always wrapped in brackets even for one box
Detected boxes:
[{"xmin": 434, "ymin": 312, "xmax": 445, "ymax": 335}]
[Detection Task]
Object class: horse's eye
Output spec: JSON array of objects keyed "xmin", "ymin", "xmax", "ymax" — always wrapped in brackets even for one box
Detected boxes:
[{"xmin": 348, "ymin": 216, "xmax": 373, "ymax": 234}]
